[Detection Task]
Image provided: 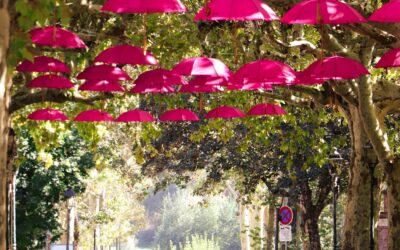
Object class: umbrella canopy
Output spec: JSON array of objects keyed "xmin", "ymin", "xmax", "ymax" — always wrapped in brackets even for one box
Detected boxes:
[
  {"xmin": 281, "ymin": 0, "xmax": 367, "ymax": 24},
  {"xmin": 233, "ymin": 60, "xmax": 297, "ymax": 85},
  {"xmin": 27, "ymin": 75, "xmax": 74, "ymax": 89},
  {"xmin": 205, "ymin": 106, "xmax": 246, "ymax": 119},
  {"xmin": 226, "ymin": 82, "xmax": 273, "ymax": 91},
  {"xmin": 115, "ymin": 110, "xmax": 156, "ymax": 122},
  {"xmin": 303, "ymin": 56, "xmax": 370, "ymax": 80},
  {"xmin": 369, "ymin": 0, "xmax": 400, "ymax": 23},
  {"xmin": 172, "ymin": 57, "xmax": 232, "ymax": 78},
  {"xmin": 16, "ymin": 56, "xmax": 71, "ymax": 73},
  {"xmin": 130, "ymin": 68, "xmax": 184, "ymax": 94},
  {"xmin": 30, "ymin": 26, "xmax": 87, "ymax": 49},
  {"xmin": 179, "ymin": 84, "xmax": 224, "ymax": 93},
  {"xmin": 194, "ymin": 0, "xmax": 279, "ymax": 21},
  {"xmin": 187, "ymin": 76, "xmax": 228, "ymax": 86},
  {"xmin": 159, "ymin": 108, "xmax": 199, "ymax": 121},
  {"xmin": 28, "ymin": 108, "xmax": 69, "ymax": 121},
  {"xmin": 94, "ymin": 45, "xmax": 159, "ymax": 66},
  {"xmin": 101, "ymin": 0, "xmax": 187, "ymax": 13},
  {"xmin": 74, "ymin": 110, "xmax": 114, "ymax": 122},
  {"xmin": 375, "ymin": 48, "xmax": 400, "ymax": 68},
  {"xmin": 77, "ymin": 65, "xmax": 132, "ymax": 81},
  {"xmin": 79, "ymin": 80, "xmax": 125, "ymax": 92},
  {"xmin": 293, "ymin": 71, "xmax": 325, "ymax": 85},
  {"xmin": 247, "ymin": 103, "xmax": 287, "ymax": 116}
]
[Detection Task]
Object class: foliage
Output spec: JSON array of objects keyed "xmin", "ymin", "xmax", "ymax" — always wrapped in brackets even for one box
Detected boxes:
[
  {"xmin": 77, "ymin": 168, "xmax": 146, "ymax": 248},
  {"xmin": 153, "ymin": 189, "xmax": 240, "ymax": 250},
  {"xmin": 15, "ymin": 129, "xmax": 94, "ymax": 249}
]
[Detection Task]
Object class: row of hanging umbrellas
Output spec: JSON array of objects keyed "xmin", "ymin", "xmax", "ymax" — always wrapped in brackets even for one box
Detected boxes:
[
  {"xmin": 28, "ymin": 104, "xmax": 287, "ymax": 122},
  {"xmin": 18, "ymin": 53, "xmax": 377, "ymax": 92},
  {"xmin": 99, "ymin": 0, "xmax": 400, "ymax": 24}
]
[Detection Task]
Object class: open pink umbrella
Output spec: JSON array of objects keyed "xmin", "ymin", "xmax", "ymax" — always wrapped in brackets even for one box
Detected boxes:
[
  {"xmin": 74, "ymin": 110, "xmax": 114, "ymax": 122},
  {"xmin": 247, "ymin": 103, "xmax": 287, "ymax": 116},
  {"xmin": 77, "ymin": 65, "xmax": 132, "ymax": 81},
  {"xmin": 130, "ymin": 69, "xmax": 183, "ymax": 94},
  {"xmin": 187, "ymin": 76, "xmax": 228, "ymax": 86},
  {"xmin": 172, "ymin": 57, "xmax": 232, "ymax": 78},
  {"xmin": 94, "ymin": 45, "xmax": 159, "ymax": 66},
  {"xmin": 115, "ymin": 110, "xmax": 156, "ymax": 122},
  {"xmin": 194, "ymin": 0, "xmax": 279, "ymax": 21},
  {"xmin": 293, "ymin": 71, "xmax": 325, "ymax": 85},
  {"xmin": 205, "ymin": 106, "xmax": 246, "ymax": 119},
  {"xmin": 369, "ymin": 0, "xmax": 400, "ymax": 23},
  {"xmin": 101, "ymin": 0, "xmax": 187, "ymax": 13},
  {"xmin": 17, "ymin": 56, "xmax": 71, "ymax": 73},
  {"xmin": 233, "ymin": 60, "xmax": 297, "ymax": 85},
  {"xmin": 159, "ymin": 108, "xmax": 199, "ymax": 121},
  {"xmin": 30, "ymin": 26, "xmax": 87, "ymax": 49},
  {"xmin": 79, "ymin": 80, "xmax": 125, "ymax": 92},
  {"xmin": 226, "ymin": 82, "xmax": 273, "ymax": 91},
  {"xmin": 27, "ymin": 75, "xmax": 74, "ymax": 89},
  {"xmin": 179, "ymin": 84, "xmax": 224, "ymax": 93},
  {"xmin": 28, "ymin": 108, "xmax": 69, "ymax": 121},
  {"xmin": 375, "ymin": 48, "xmax": 400, "ymax": 68},
  {"xmin": 281, "ymin": 0, "xmax": 367, "ymax": 24},
  {"xmin": 303, "ymin": 56, "xmax": 369, "ymax": 80}
]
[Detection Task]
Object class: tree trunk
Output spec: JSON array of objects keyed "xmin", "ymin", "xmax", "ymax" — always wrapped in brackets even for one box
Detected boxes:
[
  {"xmin": 0, "ymin": 1, "xmax": 11, "ymax": 249},
  {"xmin": 265, "ymin": 203, "xmax": 275, "ymax": 250},
  {"xmin": 341, "ymin": 105, "xmax": 371, "ymax": 250},
  {"xmin": 386, "ymin": 161, "xmax": 400, "ymax": 250},
  {"xmin": 300, "ymin": 212, "xmax": 321, "ymax": 250}
]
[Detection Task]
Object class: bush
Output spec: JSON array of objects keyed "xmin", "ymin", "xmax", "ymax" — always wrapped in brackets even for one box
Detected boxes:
[{"xmin": 153, "ymin": 189, "xmax": 240, "ymax": 250}]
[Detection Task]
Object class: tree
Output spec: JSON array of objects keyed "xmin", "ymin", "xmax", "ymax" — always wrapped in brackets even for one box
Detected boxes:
[
  {"xmin": 15, "ymin": 130, "xmax": 94, "ymax": 249},
  {"xmin": 2, "ymin": 1, "xmax": 400, "ymax": 249}
]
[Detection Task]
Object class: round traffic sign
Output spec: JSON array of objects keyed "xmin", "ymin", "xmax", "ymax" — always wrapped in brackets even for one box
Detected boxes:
[{"xmin": 279, "ymin": 206, "xmax": 293, "ymax": 225}]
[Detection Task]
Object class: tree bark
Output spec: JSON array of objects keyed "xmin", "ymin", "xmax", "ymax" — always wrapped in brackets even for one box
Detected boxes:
[
  {"xmin": 386, "ymin": 161, "xmax": 400, "ymax": 250},
  {"xmin": 341, "ymin": 105, "xmax": 371, "ymax": 250},
  {"xmin": 265, "ymin": 203, "xmax": 275, "ymax": 250},
  {"xmin": 0, "ymin": 0, "xmax": 11, "ymax": 249}
]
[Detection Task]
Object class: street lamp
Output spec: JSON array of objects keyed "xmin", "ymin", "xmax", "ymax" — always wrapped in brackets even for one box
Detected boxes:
[
  {"xmin": 364, "ymin": 142, "xmax": 377, "ymax": 250},
  {"xmin": 328, "ymin": 148, "xmax": 344, "ymax": 250},
  {"xmin": 64, "ymin": 188, "xmax": 76, "ymax": 250}
]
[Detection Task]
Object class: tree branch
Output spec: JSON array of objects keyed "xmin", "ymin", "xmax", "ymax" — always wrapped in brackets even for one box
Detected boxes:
[{"xmin": 9, "ymin": 89, "xmax": 113, "ymax": 114}]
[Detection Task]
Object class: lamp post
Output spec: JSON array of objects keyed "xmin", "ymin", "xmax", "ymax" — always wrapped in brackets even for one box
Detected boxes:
[
  {"xmin": 363, "ymin": 142, "xmax": 376, "ymax": 250},
  {"xmin": 328, "ymin": 148, "xmax": 344, "ymax": 250},
  {"xmin": 64, "ymin": 188, "xmax": 76, "ymax": 250}
]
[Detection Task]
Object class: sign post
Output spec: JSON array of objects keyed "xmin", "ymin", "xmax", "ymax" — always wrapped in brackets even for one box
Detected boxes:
[{"xmin": 279, "ymin": 206, "xmax": 293, "ymax": 246}]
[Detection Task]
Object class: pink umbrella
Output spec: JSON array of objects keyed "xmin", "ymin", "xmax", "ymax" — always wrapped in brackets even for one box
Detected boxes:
[
  {"xmin": 115, "ymin": 110, "xmax": 156, "ymax": 122},
  {"xmin": 369, "ymin": 0, "xmax": 400, "ymax": 23},
  {"xmin": 281, "ymin": 0, "xmax": 367, "ymax": 24},
  {"xmin": 130, "ymin": 69, "xmax": 184, "ymax": 94},
  {"xmin": 27, "ymin": 75, "xmax": 74, "ymax": 89},
  {"xmin": 187, "ymin": 76, "xmax": 228, "ymax": 86},
  {"xmin": 205, "ymin": 106, "xmax": 246, "ymax": 119},
  {"xmin": 74, "ymin": 110, "xmax": 114, "ymax": 122},
  {"xmin": 293, "ymin": 71, "xmax": 325, "ymax": 85},
  {"xmin": 101, "ymin": 0, "xmax": 187, "ymax": 13},
  {"xmin": 375, "ymin": 48, "xmax": 400, "ymax": 68},
  {"xmin": 179, "ymin": 84, "xmax": 224, "ymax": 93},
  {"xmin": 77, "ymin": 65, "xmax": 132, "ymax": 81},
  {"xmin": 194, "ymin": 0, "xmax": 279, "ymax": 21},
  {"xmin": 233, "ymin": 60, "xmax": 297, "ymax": 85},
  {"xmin": 303, "ymin": 56, "xmax": 370, "ymax": 80},
  {"xmin": 30, "ymin": 26, "xmax": 87, "ymax": 49},
  {"xmin": 172, "ymin": 57, "xmax": 232, "ymax": 78},
  {"xmin": 16, "ymin": 56, "xmax": 71, "ymax": 73},
  {"xmin": 79, "ymin": 80, "xmax": 125, "ymax": 92},
  {"xmin": 247, "ymin": 103, "xmax": 287, "ymax": 116},
  {"xmin": 28, "ymin": 108, "xmax": 69, "ymax": 121},
  {"xmin": 226, "ymin": 82, "xmax": 273, "ymax": 91},
  {"xmin": 159, "ymin": 108, "xmax": 200, "ymax": 121},
  {"xmin": 94, "ymin": 45, "xmax": 159, "ymax": 66}
]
